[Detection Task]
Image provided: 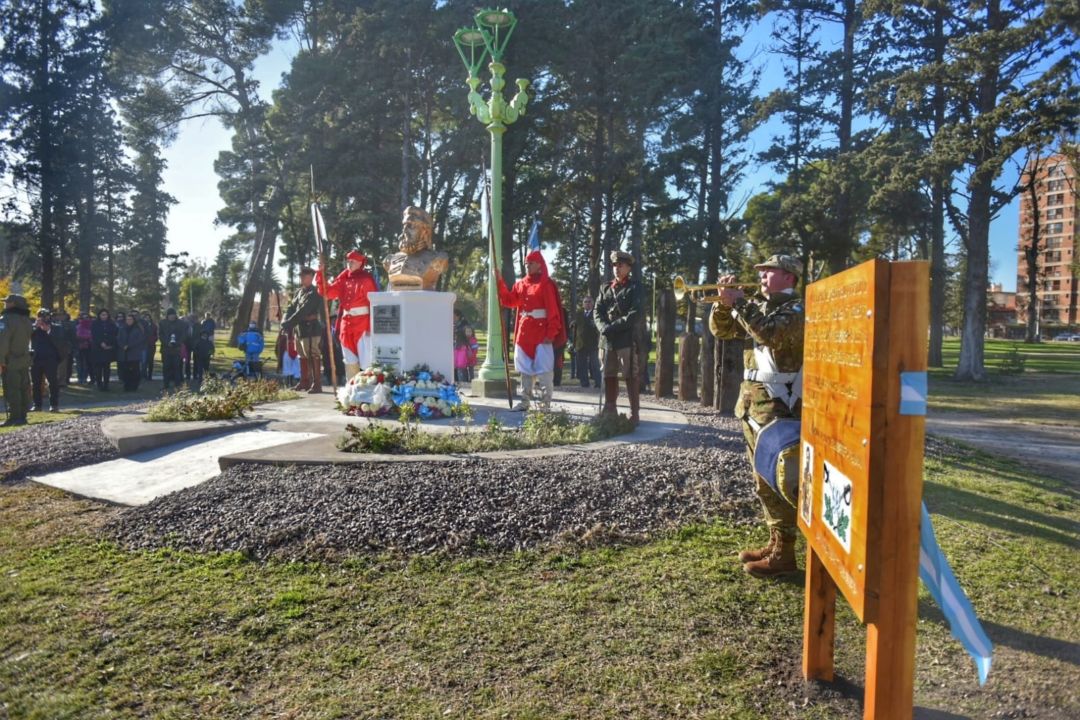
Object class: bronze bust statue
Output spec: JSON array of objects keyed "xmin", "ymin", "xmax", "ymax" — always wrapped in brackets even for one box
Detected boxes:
[{"xmin": 382, "ymin": 207, "xmax": 449, "ymax": 291}]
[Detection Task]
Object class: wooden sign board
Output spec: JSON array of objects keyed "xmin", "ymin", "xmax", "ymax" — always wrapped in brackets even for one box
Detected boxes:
[{"xmin": 797, "ymin": 259, "xmax": 929, "ymax": 720}]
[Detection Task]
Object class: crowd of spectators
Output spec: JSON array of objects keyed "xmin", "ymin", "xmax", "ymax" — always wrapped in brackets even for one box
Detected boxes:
[{"xmin": 26, "ymin": 307, "xmax": 221, "ymax": 409}]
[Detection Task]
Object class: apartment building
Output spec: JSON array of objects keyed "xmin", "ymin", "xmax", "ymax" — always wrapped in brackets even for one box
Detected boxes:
[{"xmin": 1016, "ymin": 153, "xmax": 1078, "ymax": 333}]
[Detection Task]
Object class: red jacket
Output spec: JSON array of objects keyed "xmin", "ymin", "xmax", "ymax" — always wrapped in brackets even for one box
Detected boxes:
[
  {"xmin": 497, "ymin": 250, "xmax": 563, "ymax": 360},
  {"xmin": 317, "ymin": 266, "xmax": 378, "ymax": 337}
]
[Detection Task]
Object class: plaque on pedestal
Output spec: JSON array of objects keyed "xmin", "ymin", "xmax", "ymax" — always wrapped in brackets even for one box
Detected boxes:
[{"xmin": 368, "ymin": 290, "xmax": 455, "ymax": 378}]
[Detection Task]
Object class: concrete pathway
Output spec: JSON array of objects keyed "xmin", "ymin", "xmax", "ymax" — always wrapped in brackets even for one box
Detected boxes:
[
  {"xmin": 29, "ymin": 387, "xmax": 688, "ymax": 506},
  {"xmin": 926, "ymin": 411, "xmax": 1079, "ymax": 486},
  {"xmin": 31, "ymin": 429, "xmax": 322, "ymax": 506}
]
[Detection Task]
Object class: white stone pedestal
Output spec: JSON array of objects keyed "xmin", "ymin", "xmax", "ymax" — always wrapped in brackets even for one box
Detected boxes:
[{"xmin": 368, "ymin": 290, "xmax": 456, "ymax": 378}]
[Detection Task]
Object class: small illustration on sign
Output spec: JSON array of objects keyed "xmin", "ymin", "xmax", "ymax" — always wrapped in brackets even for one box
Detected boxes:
[
  {"xmin": 822, "ymin": 459, "xmax": 852, "ymax": 552},
  {"xmin": 800, "ymin": 442, "xmax": 814, "ymax": 526}
]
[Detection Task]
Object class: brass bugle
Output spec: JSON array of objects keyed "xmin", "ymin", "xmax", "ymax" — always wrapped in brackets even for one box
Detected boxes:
[{"xmin": 673, "ymin": 276, "xmax": 758, "ymax": 304}]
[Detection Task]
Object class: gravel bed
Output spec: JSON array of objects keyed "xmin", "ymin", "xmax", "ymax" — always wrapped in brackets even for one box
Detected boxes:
[
  {"xmin": 106, "ymin": 394, "xmax": 761, "ymax": 560},
  {"xmin": 0, "ymin": 408, "xmax": 143, "ymax": 484}
]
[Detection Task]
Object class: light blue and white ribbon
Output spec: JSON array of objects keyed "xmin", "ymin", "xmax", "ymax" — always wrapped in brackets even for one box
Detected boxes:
[{"xmin": 920, "ymin": 502, "xmax": 993, "ymax": 685}]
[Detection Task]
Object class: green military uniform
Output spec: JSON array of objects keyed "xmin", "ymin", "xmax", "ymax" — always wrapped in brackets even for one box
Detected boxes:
[
  {"xmin": 280, "ymin": 269, "xmax": 326, "ymax": 392},
  {"xmin": 710, "ymin": 255, "xmax": 804, "ymax": 579},
  {"xmin": 0, "ymin": 295, "xmax": 34, "ymax": 426},
  {"xmin": 594, "ymin": 250, "xmax": 645, "ymax": 422}
]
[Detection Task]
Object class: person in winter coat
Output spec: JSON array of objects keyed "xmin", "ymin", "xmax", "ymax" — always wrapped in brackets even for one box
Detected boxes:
[
  {"xmin": 594, "ymin": 250, "xmax": 645, "ymax": 424},
  {"xmin": 496, "ymin": 249, "xmax": 564, "ymax": 411},
  {"xmin": 90, "ymin": 309, "xmax": 118, "ymax": 391},
  {"xmin": 116, "ymin": 314, "xmax": 146, "ymax": 391},
  {"xmin": 193, "ymin": 330, "xmax": 214, "ymax": 383},
  {"xmin": 75, "ymin": 312, "xmax": 93, "ymax": 384},
  {"xmin": 158, "ymin": 308, "xmax": 188, "ymax": 391},
  {"xmin": 0, "ymin": 294, "xmax": 33, "ymax": 426},
  {"xmin": 236, "ymin": 322, "xmax": 265, "ymax": 378},
  {"xmin": 280, "ymin": 266, "xmax": 327, "ymax": 393},
  {"xmin": 30, "ymin": 309, "xmax": 62, "ymax": 412},
  {"xmin": 142, "ymin": 312, "xmax": 158, "ymax": 380}
]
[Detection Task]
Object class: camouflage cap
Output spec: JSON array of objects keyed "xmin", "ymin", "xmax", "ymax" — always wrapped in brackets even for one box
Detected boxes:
[
  {"xmin": 610, "ymin": 250, "xmax": 635, "ymax": 266},
  {"xmin": 4, "ymin": 294, "xmax": 29, "ymax": 310},
  {"xmin": 754, "ymin": 253, "xmax": 801, "ymax": 278}
]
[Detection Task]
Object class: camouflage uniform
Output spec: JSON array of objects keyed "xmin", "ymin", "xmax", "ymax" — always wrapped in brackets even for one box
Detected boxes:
[
  {"xmin": 0, "ymin": 295, "xmax": 34, "ymax": 426},
  {"xmin": 710, "ymin": 286, "xmax": 804, "ymax": 536}
]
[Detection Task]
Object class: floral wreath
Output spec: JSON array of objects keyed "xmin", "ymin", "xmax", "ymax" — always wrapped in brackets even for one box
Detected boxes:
[{"xmin": 336, "ymin": 364, "xmax": 462, "ymax": 419}]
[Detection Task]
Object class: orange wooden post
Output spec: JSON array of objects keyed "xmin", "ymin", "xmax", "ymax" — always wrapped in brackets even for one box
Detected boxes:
[
  {"xmin": 862, "ymin": 262, "xmax": 928, "ymax": 720},
  {"xmin": 802, "ymin": 546, "xmax": 837, "ymax": 681},
  {"xmin": 798, "ymin": 259, "xmax": 930, "ymax": 719}
]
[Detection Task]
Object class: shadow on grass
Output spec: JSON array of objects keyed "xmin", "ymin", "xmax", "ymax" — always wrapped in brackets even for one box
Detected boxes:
[
  {"xmin": 917, "ymin": 598, "xmax": 1080, "ymax": 667},
  {"xmin": 914, "ymin": 707, "xmax": 971, "ymax": 719},
  {"xmin": 924, "ymin": 483, "xmax": 1080, "ymax": 548}
]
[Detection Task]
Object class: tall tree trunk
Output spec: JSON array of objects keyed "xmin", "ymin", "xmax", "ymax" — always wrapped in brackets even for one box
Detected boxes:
[
  {"xmin": 700, "ymin": 318, "xmax": 715, "ymax": 406},
  {"xmin": 1022, "ymin": 155, "xmax": 1044, "ymax": 343},
  {"xmin": 400, "ymin": 91, "xmax": 411, "ymax": 210},
  {"xmin": 717, "ymin": 338, "xmax": 743, "ymax": 413},
  {"xmin": 36, "ymin": 0, "xmax": 56, "ymax": 309},
  {"xmin": 928, "ymin": 0, "xmax": 948, "ymax": 367},
  {"xmin": 954, "ymin": 0, "xmax": 1002, "ymax": 382},
  {"xmin": 588, "ymin": 111, "xmax": 605, "ymax": 298},
  {"xmin": 230, "ymin": 218, "xmax": 275, "ymax": 346},
  {"xmin": 655, "ymin": 288, "xmax": 676, "ymax": 398}
]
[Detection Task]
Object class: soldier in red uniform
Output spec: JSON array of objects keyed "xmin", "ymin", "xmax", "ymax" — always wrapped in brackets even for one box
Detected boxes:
[
  {"xmin": 317, "ymin": 250, "xmax": 378, "ymax": 381},
  {"xmin": 497, "ymin": 249, "xmax": 563, "ymax": 411}
]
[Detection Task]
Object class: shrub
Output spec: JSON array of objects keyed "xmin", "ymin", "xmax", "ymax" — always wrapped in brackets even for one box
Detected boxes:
[
  {"xmin": 997, "ymin": 346, "xmax": 1026, "ymax": 375},
  {"xmin": 144, "ymin": 378, "xmax": 298, "ymax": 422},
  {"xmin": 337, "ymin": 410, "xmax": 636, "ymax": 454}
]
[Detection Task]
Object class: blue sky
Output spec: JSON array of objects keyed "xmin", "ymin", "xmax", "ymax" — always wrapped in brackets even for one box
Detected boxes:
[{"xmin": 162, "ymin": 23, "xmax": 1023, "ymax": 291}]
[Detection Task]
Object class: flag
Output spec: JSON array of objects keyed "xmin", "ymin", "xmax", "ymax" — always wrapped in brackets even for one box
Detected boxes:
[
  {"xmin": 920, "ymin": 501, "xmax": 994, "ymax": 685},
  {"xmin": 527, "ymin": 217, "xmax": 542, "ymax": 251},
  {"xmin": 310, "ymin": 203, "xmax": 328, "ymax": 256},
  {"xmin": 480, "ymin": 177, "xmax": 490, "ymax": 242}
]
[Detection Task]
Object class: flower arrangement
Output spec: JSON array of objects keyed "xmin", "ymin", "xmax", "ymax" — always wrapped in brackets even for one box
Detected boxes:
[{"xmin": 337, "ymin": 364, "xmax": 462, "ymax": 419}]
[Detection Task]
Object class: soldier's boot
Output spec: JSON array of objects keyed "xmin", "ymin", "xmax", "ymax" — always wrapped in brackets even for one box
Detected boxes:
[
  {"xmin": 602, "ymin": 377, "xmax": 619, "ymax": 415},
  {"xmin": 737, "ymin": 527, "xmax": 779, "ymax": 564},
  {"xmin": 344, "ymin": 362, "xmax": 361, "ymax": 383},
  {"xmin": 538, "ymin": 370, "xmax": 554, "ymax": 411},
  {"xmin": 743, "ymin": 530, "xmax": 798, "ymax": 579},
  {"xmin": 626, "ymin": 375, "xmax": 641, "ymax": 425},
  {"xmin": 513, "ymin": 375, "xmax": 533, "ymax": 411},
  {"xmin": 293, "ymin": 359, "xmax": 312, "ymax": 391},
  {"xmin": 307, "ymin": 358, "xmax": 323, "ymax": 394}
]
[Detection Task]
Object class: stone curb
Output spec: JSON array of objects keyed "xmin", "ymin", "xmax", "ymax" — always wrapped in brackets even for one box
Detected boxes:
[
  {"xmin": 217, "ymin": 417, "xmax": 686, "ymax": 469},
  {"xmin": 101, "ymin": 414, "xmax": 269, "ymax": 456}
]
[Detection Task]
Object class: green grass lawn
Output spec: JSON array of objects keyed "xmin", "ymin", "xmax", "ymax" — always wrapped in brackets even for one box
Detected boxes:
[{"xmin": 0, "ymin": 436, "xmax": 1076, "ymax": 718}]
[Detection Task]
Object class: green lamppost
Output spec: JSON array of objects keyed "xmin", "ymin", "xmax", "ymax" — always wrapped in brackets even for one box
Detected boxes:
[{"xmin": 453, "ymin": 8, "xmax": 530, "ymax": 397}]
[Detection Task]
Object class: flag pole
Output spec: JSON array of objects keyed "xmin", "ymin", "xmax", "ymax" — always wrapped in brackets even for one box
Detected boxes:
[{"xmin": 311, "ymin": 167, "xmax": 338, "ymax": 390}]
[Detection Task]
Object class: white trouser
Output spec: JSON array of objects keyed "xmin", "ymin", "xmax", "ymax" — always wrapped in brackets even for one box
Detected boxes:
[
  {"xmin": 514, "ymin": 342, "xmax": 554, "ymax": 375},
  {"xmin": 341, "ymin": 333, "xmax": 372, "ymax": 369}
]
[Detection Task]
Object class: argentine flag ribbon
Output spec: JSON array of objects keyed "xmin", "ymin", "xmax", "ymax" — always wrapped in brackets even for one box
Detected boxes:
[{"xmin": 920, "ymin": 502, "xmax": 994, "ymax": 685}]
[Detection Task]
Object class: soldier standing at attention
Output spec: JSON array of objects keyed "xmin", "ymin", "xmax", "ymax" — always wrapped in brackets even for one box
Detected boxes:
[
  {"xmin": 497, "ymin": 249, "xmax": 563, "ymax": 411},
  {"xmin": 0, "ymin": 294, "xmax": 33, "ymax": 426},
  {"xmin": 281, "ymin": 266, "xmax": 326, "ymax": 393},
  {"xmin": 317, "ymin": 250, "xmax": 378, "ymax": 381},
  {"xmin": 710, "ymin": 254, "xmax": 805, "ymax": 579},
  {"xmin": 594, "ymin": 250, "xmax": 644, "ymax": 425}
]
